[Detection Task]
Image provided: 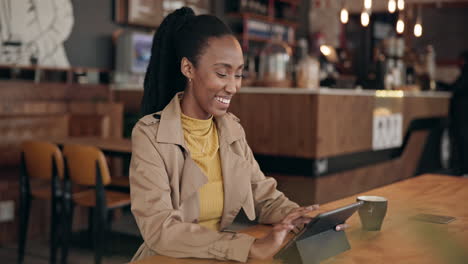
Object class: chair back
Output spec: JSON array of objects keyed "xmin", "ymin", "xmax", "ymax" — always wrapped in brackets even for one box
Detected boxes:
[
  {"xmin": 62, "ymin": 144, "xmax": 111, "ymax": 186},
  {"xmin": 21, "ymin": 140, "xmax": 64, "ymax": 180}
]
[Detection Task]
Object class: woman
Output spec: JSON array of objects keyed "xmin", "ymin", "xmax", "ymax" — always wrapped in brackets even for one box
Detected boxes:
[{"xmin": 130, "ymin": 7, "xmax": 344, "ymax": 262}]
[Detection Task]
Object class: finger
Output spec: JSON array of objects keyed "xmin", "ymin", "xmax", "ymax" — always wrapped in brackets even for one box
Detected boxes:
[
  {"xmin": 292, "ymin": 216, "xmax": 313, "ymax": 226},
  {"xmin": 306, "ymin": 204, "xmax": 320, "ymax": 210},
  {"xmin": 283, "ymin": 213, "xmax": 308, "ymax": 225},
  {"xmin": 290, "ymin": 205, "xmax": 319, "ymax": 214},
  {"xmin": 335, "ymin": 224, "xmax": 349, "ymax": 231},
  {"xmin": 283, "ymin": 208, "xmax": 316, "ymax": 223}
]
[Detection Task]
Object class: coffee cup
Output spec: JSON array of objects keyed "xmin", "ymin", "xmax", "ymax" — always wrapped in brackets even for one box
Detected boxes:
[{"xmin": 357, "ymin": 196, "xmax": 388, "ymax": 231}]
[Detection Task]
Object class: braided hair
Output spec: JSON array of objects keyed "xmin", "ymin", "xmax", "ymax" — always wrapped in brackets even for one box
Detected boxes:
[{"xmin": 141, "ymin": 7, "xmax": 234, "ymax": 116}]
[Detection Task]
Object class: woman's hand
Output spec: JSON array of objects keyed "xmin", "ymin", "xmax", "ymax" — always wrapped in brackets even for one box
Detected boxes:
[{"xmin": 249, "ymin": 205, "xmax": 319, "ymax": 260}]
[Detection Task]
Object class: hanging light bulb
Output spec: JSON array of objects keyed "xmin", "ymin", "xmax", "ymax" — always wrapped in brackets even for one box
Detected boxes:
[
  {"xmin": 361, "ymin": 10, "xmax": 370, "ymax": 27},
  {"xmin": 320, "ymin": 45, "xmax": 332, "ymax": 56},
  {"xmin": 340, "ymin": 8, "xmax": 349, "ymax": 24},
  {"xmin": 414, "ymin": 23, "xmax": 422, "ymax": 37},
  {"xmin": 397, "ymin": 0, "xmax": 405, "ymax": 11},
  {"xmin": 414, "ymin": 5, "xmax": 423, "ymax": 37},
  {"xmin": 396, "ymin": 17, "xmax": 405, "ymax": 34},
  {"xmin": 364, "ymin": 0, "xmax": 372, "ymax": 10},
  {"xmin": 388, "ymin": 0, "xmax": 396, "ymax": 13}
]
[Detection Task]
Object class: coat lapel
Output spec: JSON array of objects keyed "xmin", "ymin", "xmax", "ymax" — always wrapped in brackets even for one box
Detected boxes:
[
  {"xmin": 155, "ymin": 93, "xmax": 208, "ymax": 206},
  {"xmin": 216, "ymin": 114, "xmax": 257, "ymax": 229},
  {"xmin": 180, "ymin": 153, "xmax": 207, "ymax": 205}
]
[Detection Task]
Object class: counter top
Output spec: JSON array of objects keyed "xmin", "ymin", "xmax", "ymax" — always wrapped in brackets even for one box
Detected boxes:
[
  {"xmin": 111, "ymin": 83, "xmax": 451, "ymax": 98},
  {"xmin": 240, "ymin": 87, "xmax": 452, "ymax": 98}
]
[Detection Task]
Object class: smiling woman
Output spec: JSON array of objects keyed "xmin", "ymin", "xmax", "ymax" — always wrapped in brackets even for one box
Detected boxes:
[{"xmin": 130, "ymin": 6, "xmax": 329, "ymax": 263}]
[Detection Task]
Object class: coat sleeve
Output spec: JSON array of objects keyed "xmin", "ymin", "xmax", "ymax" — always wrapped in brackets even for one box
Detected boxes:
[
  {"xmin": 130, "ymin": 122, "xmax": 255, "ymax": 262},
  {"xmin": 239, "ymin": 133, "xmax": 300, "ymax": 224}
]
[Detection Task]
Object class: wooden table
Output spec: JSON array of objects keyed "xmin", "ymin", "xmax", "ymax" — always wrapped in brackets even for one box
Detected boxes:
[
  {"xmin": 44, "ymin": 136, "xmax": 131, "ymax": 155},
  {"xmin": 132, "ymin": 174, "xmax": 468, "ymax": 264}
]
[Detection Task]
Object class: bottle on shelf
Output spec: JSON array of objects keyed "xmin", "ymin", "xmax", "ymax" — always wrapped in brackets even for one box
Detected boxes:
[{"xmin": 295, "ymin": 38, "xmax": 319, "ymax": 89}]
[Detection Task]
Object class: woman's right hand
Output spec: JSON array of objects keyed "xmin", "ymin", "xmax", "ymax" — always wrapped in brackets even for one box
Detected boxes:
[{"xmin": 249, "ymin": 205, "xmax": 320, "ymax": 260}]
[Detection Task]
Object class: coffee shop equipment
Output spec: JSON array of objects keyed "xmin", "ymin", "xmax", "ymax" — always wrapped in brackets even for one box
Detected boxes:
[{"xmin": 257, "ymin": 34, "xmax": 293, "ymax": 87}]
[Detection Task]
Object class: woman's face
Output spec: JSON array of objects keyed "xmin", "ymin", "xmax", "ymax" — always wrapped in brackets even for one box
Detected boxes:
[{"xmin": 182, "ymin": 35, "xmax": 244, "ymax": 119}]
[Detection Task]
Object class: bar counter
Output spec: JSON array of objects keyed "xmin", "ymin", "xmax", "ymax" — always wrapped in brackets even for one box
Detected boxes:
[{"xmin": 228, "ymin": 87, "xmax": 451, "ymax": 204}]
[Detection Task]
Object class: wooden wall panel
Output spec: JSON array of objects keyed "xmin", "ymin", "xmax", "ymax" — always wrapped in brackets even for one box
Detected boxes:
[
  {"xmin": 67, "ymin": 102, "xmax": 124, "ymax": 139},
  {"xmin": 113, "ymin": 90, "xmax": 143, "ymax": 114},
  {"xmin": 0, "ymin": 81, "xmax": 112, "ymax": 102},
  {"xmin": 0, "ymin": 102, "xmax": 67, "ymax": 115},
  {"xmin": 230, "ymin": 93, "xmax": 317, "ymax": 158},
  {"xmin": 315, "ymin": 94, "xmax": 374, "ymax": 158},
  {"xmin": 403, "ymin": 96, "xmax": 450, "ymax": 132},
  {"xmin": 0, "ymin": 115, "xmax": 69, "ymax": 166}
]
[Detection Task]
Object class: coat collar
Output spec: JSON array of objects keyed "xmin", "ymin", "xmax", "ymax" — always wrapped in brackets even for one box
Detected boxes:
[{"xmin": 156, "ymin": 92, "xmax": 244, "ymax": 147}]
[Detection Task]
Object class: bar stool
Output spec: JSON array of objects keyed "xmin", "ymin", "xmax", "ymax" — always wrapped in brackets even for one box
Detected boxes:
[
  {"xmin": 18, "ymin": 141, "xmax": 64, "ymax": 264},
  {"xmin": 61, "ymin": 144, "xmax": 131, "ymax": 264}
]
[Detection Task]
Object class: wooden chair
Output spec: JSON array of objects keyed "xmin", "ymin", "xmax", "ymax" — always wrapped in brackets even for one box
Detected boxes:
[
  {"xmin": 18, "ymin": 141, "xmax": 64, "ymax": 264},
  {"xmin": 68, "ymin": 113, "xmax": 130, "ymax": 190},
  {"xmin": 61, "ymin": 144, "xmax": 131, "ymax": 264}
]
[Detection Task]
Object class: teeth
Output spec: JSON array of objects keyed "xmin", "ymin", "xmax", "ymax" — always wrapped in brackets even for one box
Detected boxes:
[{"xmin": 215, "ymin": 97, "xmax": 230, "ymax": 104}]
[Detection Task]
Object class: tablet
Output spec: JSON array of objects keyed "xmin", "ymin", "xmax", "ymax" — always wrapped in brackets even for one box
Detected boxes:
[{"xmin": 274, "ymin": 201, "xmax": 363, "ymax": 259}]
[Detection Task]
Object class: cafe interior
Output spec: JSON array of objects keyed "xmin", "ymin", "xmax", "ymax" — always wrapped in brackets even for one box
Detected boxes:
[{"xmin": 0, "ymin": 0, "xmax": 467, "ymax": 263}]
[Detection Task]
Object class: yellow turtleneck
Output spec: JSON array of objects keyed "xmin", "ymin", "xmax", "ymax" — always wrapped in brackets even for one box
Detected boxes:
[{"xmin": 181, "ymin": 112, "xmax": 224, "ymax": 231}]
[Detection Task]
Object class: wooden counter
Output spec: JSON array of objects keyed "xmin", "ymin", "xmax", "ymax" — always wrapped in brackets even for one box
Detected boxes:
[
  {"xmin": 229, "ymin": 88, "xmax": 451, "ymax": 204},
  {"xmin": 230, "ymin": 87, "xmax": 450, "ymax": 158},
  {"xmin": 132, "ymin": 174, "xmax": 468, "ymax": 264}
]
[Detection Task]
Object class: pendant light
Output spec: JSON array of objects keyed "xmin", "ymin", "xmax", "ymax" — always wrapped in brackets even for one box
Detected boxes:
[
  {"xmin": 340, "ymin": 0, "xmax": 349, "ymax": 24},
  {"xmin": 361, "ymin": 10, "xmax": 370, "ymax": 27},
  {"xmin": 364, "ymin": 0, "xmax": 372, "ymax": 9},
  {"xmin": 396, "ymin": 13, "xmax": 404, "ymax": 34},
  {"xmin": 414, "ymin": 5, "xmax": 423, "ymax": 37},
  {"xmin": 340, "ymin": 8, "xmax": 349, "ymax": 24},
  {"xmin": 388, "ymin": 0, "xmax": 396, "ymax": 13},
  {"xmin": 397, "ymin": 0, "xmax": 405, "ymax": 11}
]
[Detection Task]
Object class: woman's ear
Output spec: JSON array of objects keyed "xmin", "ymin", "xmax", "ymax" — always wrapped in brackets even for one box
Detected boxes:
[{"xmin": 180, "ymin": 57, "xmax": 195, "ymax": 80}]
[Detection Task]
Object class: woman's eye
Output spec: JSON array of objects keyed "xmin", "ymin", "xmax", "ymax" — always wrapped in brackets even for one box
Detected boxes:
[
  {"xmin": 235, "ymin": 74, "xmax": 243, "ymax": 79},
  {"xmin": 216, "ymin": 72, "xmax": 227, "ymax": 78}
]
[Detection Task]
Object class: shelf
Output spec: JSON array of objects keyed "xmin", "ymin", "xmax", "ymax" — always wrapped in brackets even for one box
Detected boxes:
[
  {"xmin": 276, "ymin": 0, "xmax": 300, "ymax": 5},
  {"xmin": 227, "ymin": 12, "xmax": 299, "ymax": 28},
  {"xmin": 236, "ymin": 34, "xmax": 296, "ymax": 47},
  {"xmin": 0, "ymin": 64, "xmax": 111, "ymax": 84}
]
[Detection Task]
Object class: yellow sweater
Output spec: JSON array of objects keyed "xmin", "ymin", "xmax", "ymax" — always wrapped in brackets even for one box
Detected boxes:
[{"xmin": 181, "ymin": 113, "xmax": 224, "ymax": 231}]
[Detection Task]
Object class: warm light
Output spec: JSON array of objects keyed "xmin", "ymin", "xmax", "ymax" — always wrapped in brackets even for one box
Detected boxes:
[
  {"xmin": 414, "ymin": 23, "xmax": 422, "ymax": 37},
  {"xmin": 364, "ymin": 0, "xmax": 372, "ymax": 9},
  {"xmin": 376, "ymin": 90, "xmax": 404, "ymax": 98},
  {"xmin": 320, "ymin": 45, "xmax": 332, "ymax": 56},
  {"xmin": 397, "ymin": 0, "xmax": 405, "ymax": 10},
  {"xmin": 340, "ymin": 8, "xmax": 349, "ymax": 24},
  {"xmin": 388, "ymin": 0, "xmax": 396, "ymax": 13},
  {"xmin": 396, "ymin": 19, "xmax": 404, "ymax": 34},
  {"xmin": 361, "ymin": 11, "xmax": 370, "ymax": 27}
]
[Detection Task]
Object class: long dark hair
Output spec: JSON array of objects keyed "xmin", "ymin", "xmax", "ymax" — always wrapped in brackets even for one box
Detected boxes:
[{"xmin": 141, "ymin": 7, "xmax": 234, "ymax": 116}]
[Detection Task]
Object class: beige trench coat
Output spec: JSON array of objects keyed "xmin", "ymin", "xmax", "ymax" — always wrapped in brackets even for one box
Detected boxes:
[{"xmin": 130, "ymin": 94, "xmax": 299, "ymax": 262}]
